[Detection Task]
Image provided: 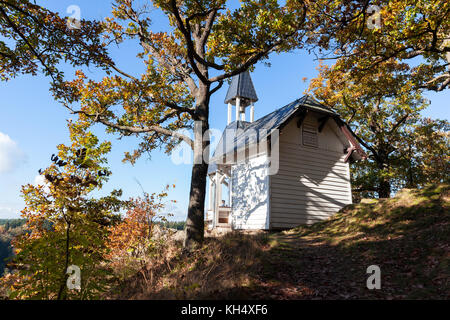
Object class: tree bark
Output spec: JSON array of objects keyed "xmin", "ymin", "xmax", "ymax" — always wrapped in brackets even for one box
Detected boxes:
[
  {"xmin": 377, "ymin": 179, "xmax": 391, "ymax": 198},
  {"xmin": 374, "ymin": 146, "xmax": 392, "ymax": 199},
  {"xmin": 57, "ymin": 218, "xmax": 71, "ymax": 300},
  {"xmin": 377, "ymin": 157, "xmax": 391, "ymax": 198},
  {"xmin": 184, "ymin": 86, "xmax": 210, "ymax": 250},
  {"xmin": 184, "ymin": 161, "xmax": 208, "ymax": 249}
]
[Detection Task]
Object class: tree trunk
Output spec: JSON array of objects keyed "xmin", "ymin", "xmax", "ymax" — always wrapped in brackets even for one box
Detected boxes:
[
  {"xmin": 184, "ymin": 88, "xmax": 210, "ymax": 250},
  {"xmin": 184, "ymin": 161, "xmax": 208, "ymax": 249},
  {"xmin": 378, "ymin": 178, "xmax": 391, "ymax": 198},
  {"xmin": 375, "ymin": 147, "xmax": 391, "ymax": 198},
  {"xmin": 57, "ymin": 219, "xmax": 71, "ymax": 300}
]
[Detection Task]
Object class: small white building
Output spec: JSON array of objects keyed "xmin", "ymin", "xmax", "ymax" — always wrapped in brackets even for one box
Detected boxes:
[{"xmin": 206, "ymin": 71, "xmax": 366, "ymax": 232}]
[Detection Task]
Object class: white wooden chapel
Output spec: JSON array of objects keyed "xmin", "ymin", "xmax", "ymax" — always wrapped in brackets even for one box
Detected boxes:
[{"xmin": 206, "ymin": 71, "xmax": 366, "ymax": 232}]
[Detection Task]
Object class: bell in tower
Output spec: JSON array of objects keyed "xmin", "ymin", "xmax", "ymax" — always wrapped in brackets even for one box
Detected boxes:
[{"xmin": 224, "ymin": 71, "xmax": 258, "ymax": 124}]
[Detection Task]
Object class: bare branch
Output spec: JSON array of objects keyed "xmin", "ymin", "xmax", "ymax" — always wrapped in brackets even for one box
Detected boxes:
[
  {"xmin": 208, "ymin": 5, "xmax": 307, "ymax": 84},
  {"xmin": 209, "ymin": 80, "xmax": 223, "ymax": 96},
  {"xmin": 389, "ymin": 114, "xmax": 409, "ymax": 135},
  {"xmin": 123, "ymin": 4, "xmax": 199, "ymax": 94},
  {"xmin": 421, "ymin": 72, "xmax": 450, "ymax": 91},
  {"xmin": 69, "ymin": 108, "xmax": 194, "ymax": 149},
  {"xmin": 199, "ymin": 8, "xmax": 218, "ymax": 47},
  {"xmin": 107, "ymin": 62, "xmax": 138, "ymax": 82},
  {"xmin": 208, "ymin": 42, "xmax": 278, "ymax": 83},
  {"xmin": 169, "ymin": 0, "xmax": 209, "ymax": 84}
]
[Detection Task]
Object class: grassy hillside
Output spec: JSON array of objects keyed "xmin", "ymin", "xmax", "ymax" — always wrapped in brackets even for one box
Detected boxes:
[{"xmin": 112, "ymin": 184, "xmax": 449, "ymax": 300}]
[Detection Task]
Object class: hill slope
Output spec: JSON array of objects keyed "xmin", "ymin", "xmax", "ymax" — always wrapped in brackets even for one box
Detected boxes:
[{"xmin": 114, "ymin": 184, "xmax": 449, "ymax": 300}]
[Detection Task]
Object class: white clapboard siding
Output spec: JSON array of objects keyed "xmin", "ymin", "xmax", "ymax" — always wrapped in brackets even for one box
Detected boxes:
[
  {"xmin": 279, "ymin": 156, "xmax": 349, "ymax": 172},
  {"xmin": 279, "ymin": 150, "xmax": 349, "ymax": 167},
  {"xmin": 273, "ymin": 212, "xmax": 335, "ymax": 220},
  {"xmin": 271, "ymin": 189, "xmax": 350, "ymax": 201},
  {"xmin": 270, "ymin": 186, "xmax": 351, "ymax": 199},
  {"xmin": 270, "ymin": 113, "xmax": 352, "ymax": 228},
  {"xmin": 279, "ymin": 156, "xmax": 349, "ymax": 171},
  {"xmin": 275, "ymin": 169, "xmax": 349, "ymax": 184},
  {"xmin": 280, "ymin": 141, "xmax": 345, "ymax": 157},
  {"xmin": 270, "ymin": 211, "xmax": 341, "ymax": 220},
  {"xmin": 270, "ymin": 200, "xmax": 344, "ymax": 210},
  {"xmin": 273, "ymin": 173, "xmax": 349, "ymax": 187}
]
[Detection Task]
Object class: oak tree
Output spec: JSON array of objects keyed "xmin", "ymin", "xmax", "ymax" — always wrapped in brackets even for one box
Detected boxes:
[
  {"xmin": 0, "ymin": 0, "xmax": 109, "ymax": 82},
  {"xmin": 306, "ymin": 0, "xmax": 450, "ymax": 92},
  {"xmin": 55, "ymin": 0, "xmax": 309, "ymax": 249},
  {"xmin": 309, "ymin": 59, "xmax": 448, "ymax": 198}
]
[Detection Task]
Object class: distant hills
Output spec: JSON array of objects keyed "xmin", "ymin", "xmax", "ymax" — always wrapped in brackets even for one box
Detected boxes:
[{"xmin": 0, "ymin": 219, "xmax": 26, "ymax": 276}]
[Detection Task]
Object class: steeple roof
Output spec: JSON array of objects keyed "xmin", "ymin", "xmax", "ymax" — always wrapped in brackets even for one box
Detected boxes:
[
  {"xmin": 224, "ymin": 71, "xmax": 258, "ymax": 106},
  {"xmin": 208, "ymin": 95, "xmax": 366, "ymax": 170}
]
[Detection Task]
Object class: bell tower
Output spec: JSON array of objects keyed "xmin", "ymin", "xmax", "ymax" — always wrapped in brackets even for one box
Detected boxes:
[{"xmin": 224, "ymin": 71, "xmax": 258, "ymax": 124}]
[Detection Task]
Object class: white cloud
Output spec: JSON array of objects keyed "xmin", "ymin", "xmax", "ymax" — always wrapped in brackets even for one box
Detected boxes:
[
  {"xmin": 0, "ymin": 206, "xmax": 17, "ymax": 213},
  {"xmin": 0, "ymin": 204, "xmax": 21, "ymax": 219},
  {"xmin": 34, "ymin": 174, "xmax": 50, "ymax": 193},
  {"xmin": 0, "ymin": 132, "xmax": 26, "ymax": 174},
  {"xmin": 163, "ymin": 202, "xmax": 186, "ymax": 221}
]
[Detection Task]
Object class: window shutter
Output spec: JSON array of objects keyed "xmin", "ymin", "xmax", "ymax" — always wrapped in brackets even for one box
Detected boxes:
[{"xmin": 302, "ymin": 123, "xmax": 318, "ymax": 147}]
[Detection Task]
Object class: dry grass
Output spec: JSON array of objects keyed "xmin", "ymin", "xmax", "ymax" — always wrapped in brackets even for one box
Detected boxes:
[
  {"xmin": 111, "ymin": 184, "xmax": 449, "ymax": 300},
  {"xmin": 110, "ymin": 232, "xmax": 270, "ymax": 299}
]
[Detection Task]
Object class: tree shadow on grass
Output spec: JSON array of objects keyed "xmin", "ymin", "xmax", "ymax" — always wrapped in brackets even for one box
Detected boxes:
[{"xmin": 253, "ymin": 185, "xmax": 449, "ymax": 299}]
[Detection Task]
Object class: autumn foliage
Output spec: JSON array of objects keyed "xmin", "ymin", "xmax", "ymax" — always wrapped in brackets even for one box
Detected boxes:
[
  {"xmin": 0, "ymin": 0, "xmax": 109, "ymax": 82},
  {"xmin": 107, "ymin": 187, "xmax": 174, "ymax": 279},
  {"xmin": 308, "ymin": 59, "xmax": 449, "ymax": 198},
  {"xmin": 0, "ymin": 124, "xmax": 124, "ymax": 300},
  {"xmin": 0, "ymin": 126, "xmax": 177, "ymax": 299}
]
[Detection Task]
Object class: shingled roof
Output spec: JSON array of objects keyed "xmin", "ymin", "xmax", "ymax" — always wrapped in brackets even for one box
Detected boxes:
[
  {"xmin": 208, "ymin": 95, "xmax": 364, "ymax": 172},
  {"xmin": 224, "ymin": 71, "xmax": 258, "ymax": 106}
]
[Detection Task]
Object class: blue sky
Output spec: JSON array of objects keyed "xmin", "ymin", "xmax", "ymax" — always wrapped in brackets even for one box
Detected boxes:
[{"xmin": 0, "ymin": 1, "xmax": 448, "ymax": 220}]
